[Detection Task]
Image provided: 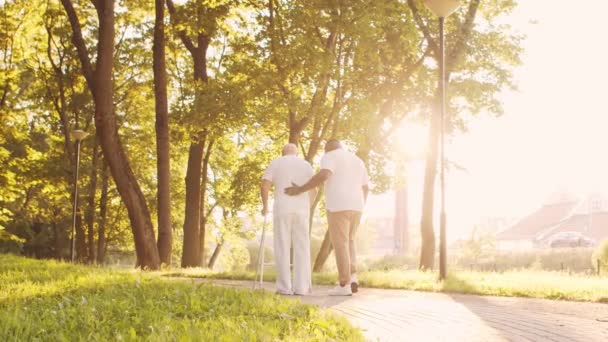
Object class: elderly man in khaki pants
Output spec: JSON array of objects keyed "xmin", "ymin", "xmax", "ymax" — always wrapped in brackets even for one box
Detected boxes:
[{"xmin": 285, "ymin": 139, "xmax": 369, "ymax": 296}]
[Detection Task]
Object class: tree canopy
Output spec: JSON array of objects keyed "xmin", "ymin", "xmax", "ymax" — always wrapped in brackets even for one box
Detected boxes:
[{"xmin": 0, "ymin": 0, "xmax": 522, "ymax": 269}]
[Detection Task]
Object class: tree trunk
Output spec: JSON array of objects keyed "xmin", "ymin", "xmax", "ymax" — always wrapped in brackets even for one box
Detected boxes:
[
  {"xmin": 309, "ymin": 187, "xmax": 323, "ymax": 234},
  {"xmin": 53, "ymin": 220, "xmax": 66, "ymax": 260},
  {"xmin": 166, "ymin": 0, "xmax": 211, "ymax": 269},
  {"xmin": 394, "ymin": 187, "xmax": 409, "ymax": 255},
  {"xmin": 313, "ymin": 229, "xmax": 332, "ymax": 272},
  {"xmin": 419, "ymin": 103, "xmax": 440, "ymax": 270},
  {"xmin": 182, "ymin": 138, "xmax": 205, "ymax": 267},
  {"xmin": 288, "ymin": 124, "xmax": 302, "ymax": 144},
  {"xmin": 61, "ymin": 0, "xmax": 160, "ymax": 269},
  {"xmin": 207, "ymin": 242, "xmax": 223, "ymax": 269},
  {"xmin": 153, "ymin": 0, "xmax": 172, "ymax": 266},
  {"xmin": 97, "ymin": 160, "xmax": 109, "ymax": 264},
  {"xmin": 407, "ymin": 0, "xmax": 480, "ymax": 271},
  {"xmin": 85, "ymin": 138, "xmax": 99, "ymax": 264},
  {"xmin": 75, "ymin": 212, "xmax": 87, "ymax": 261},
  {"xmin": 199, "ymin": 140, "xmax": 213, "ymax": 265}
]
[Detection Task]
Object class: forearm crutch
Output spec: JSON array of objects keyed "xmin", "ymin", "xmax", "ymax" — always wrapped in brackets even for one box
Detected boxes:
[{"xmin": 252, "ymin": 214, "xmax": 268, "ymax": 289}]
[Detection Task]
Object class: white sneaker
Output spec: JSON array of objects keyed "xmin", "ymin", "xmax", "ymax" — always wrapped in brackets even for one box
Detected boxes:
[
  {"xmin": 328, "ymin": 284, "xmax": 352, "ymax": 296},
  {"xmin": 350, "ymin": 274, "xmax": 359, "ymax": 293},
  {"xmin": 276, "ymin": 290, "xmax": 293, "ymax": 296}
]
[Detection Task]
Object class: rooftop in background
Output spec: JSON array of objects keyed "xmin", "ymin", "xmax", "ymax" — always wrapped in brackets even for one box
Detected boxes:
[{"xmin": 498, "ymin": 192, "xmax": 608, "ymax": 244}]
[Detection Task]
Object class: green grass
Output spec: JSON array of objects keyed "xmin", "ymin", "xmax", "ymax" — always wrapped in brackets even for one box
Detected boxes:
[
  {"xmin": 0, "ymin": 255, "xmax": 362, "ymax": 341},
  {"xmin": 166, "ymin": 268, "xmax": 608, "ymax": 303}
]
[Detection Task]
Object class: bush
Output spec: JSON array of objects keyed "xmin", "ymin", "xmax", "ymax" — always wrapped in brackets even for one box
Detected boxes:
[
  {"xmin": 453, "ymin": 248, "xmax": 595, "ymax": 273},
  {"xmin": 0, "ymin": 228, "xmax": 24, "ymax": 255},
  {"xmin": 592, "ymin": 240, "xmax": 608, "ymax": 273},
  {"xmin": 366, "ymin": 253, "xmax": 418, "ymax": 271},
  {"xmin": 246, "ymin": 240, "xmax": 274, "ymax": 270}
]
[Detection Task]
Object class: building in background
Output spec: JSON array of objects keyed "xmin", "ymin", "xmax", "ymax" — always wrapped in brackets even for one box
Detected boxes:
[{"xmin": 497, "ymin": 192, "xmax": 608, "ymax": 249}]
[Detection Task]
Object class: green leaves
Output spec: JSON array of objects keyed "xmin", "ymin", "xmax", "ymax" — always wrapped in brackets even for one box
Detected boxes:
[{"xmin": 0, "ymin": 0, "xmax": 524, "ymax": 265}]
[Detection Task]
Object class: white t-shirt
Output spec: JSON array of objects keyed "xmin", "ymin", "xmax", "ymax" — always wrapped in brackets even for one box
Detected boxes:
[
  {"xmin": 262, "ymin": 155, "xmax": 313, "ymax": 215},
  {"xmin": 320, "ymin": 148, "xmax": 369, "ymax": 212}
]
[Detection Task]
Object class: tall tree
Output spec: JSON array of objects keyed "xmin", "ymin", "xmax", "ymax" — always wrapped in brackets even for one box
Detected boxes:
[
  {"xmin": 60, "ymin": 0, "xmax": 160, "ymax": 269},
  {"xmin": 166, "ymin": 0, "xmax": 229, "ymax": 267},
  {"xmin": 85, "ymin": 139, "xmax": 99, "ymax": 263},
  {"xmin": 96, "ymin": 160, "xmax": 109, "ymax": 264},
  {"xmin": 153, "ymin": 0, "xmax": 173, "ymax": 266}
]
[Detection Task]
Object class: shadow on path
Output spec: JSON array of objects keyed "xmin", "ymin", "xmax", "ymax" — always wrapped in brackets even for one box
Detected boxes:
[{"xmin": 447, "ymin": 274, "xmax": 608, "ymax": 342}]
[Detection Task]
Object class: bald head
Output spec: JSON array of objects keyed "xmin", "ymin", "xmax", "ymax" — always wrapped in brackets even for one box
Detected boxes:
[
  {"xmin": 282, "ymin": 143, "xmax": 298, "ymax": 156},
  {"xmin": 325, "ymin": 139, "xmax": 342, "ymax": 153}
]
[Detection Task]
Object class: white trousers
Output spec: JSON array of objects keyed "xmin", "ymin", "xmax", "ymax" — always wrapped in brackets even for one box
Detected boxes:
[{"xmin": 273, "ymin": 212, "xmax": 312, "ymax": 294}]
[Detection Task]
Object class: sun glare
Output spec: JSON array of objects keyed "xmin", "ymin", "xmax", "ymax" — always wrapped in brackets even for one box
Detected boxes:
[{"xmin": 393, "ymin": 120, "xmax": 428, "ymax": 161}]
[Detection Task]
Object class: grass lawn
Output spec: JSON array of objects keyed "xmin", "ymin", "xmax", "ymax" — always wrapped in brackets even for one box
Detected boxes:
[
  {"xmin": 0, "ymin": 255, "xmax": 362, "ymax": 341},
  {"xmin": 166, "ymin": 268, "xmax": 608, "ymax": 303}
]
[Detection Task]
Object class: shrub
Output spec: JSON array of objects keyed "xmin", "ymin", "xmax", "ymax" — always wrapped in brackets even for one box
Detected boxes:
[
  {"xmin": 453, "ymin": 248, "xmax": 595, "ymax": 273},
  {"xmin": 0, "ymin": 228, "xmax": 24, "ymax": 255},
  {"xmin": 246, "ymin": 240, "xmax": 274, "ymax": 270},
  {"xmin": 366, "ymin": 253, "xmax": 418, "ymax": 271},
  {"xmin": 592, "ymin": 240, "xmax": 608, "ymax": 273}
]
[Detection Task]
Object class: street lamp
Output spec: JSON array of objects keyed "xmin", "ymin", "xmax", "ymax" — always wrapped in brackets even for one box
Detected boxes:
[
  {"xmin": 69, "ymin": 129, "xmax": 90, "ymax": 262},
  {"xmin": 423, "ymin": 0, "xmax": 461, "ymax": 280}
]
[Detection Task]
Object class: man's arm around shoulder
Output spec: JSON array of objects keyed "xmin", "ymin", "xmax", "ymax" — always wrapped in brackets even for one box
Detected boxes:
[{"xmin": 284, "ymin": 169, "xmax": 331, "ymax": 196}]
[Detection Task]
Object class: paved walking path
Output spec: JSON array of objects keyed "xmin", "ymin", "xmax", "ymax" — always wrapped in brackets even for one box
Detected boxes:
[{"xmin": 188, "ymin": 278, "xmax": 608, "ymax": 341}]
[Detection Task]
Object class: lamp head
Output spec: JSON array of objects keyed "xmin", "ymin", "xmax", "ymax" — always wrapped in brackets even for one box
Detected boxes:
[
  {"xmin": 70, "ymin": 130, "xmax": 90, "ymax": 141},
  {"xmin": 423, "ymin": 0, "xmax": 462, "ymax": 17}
]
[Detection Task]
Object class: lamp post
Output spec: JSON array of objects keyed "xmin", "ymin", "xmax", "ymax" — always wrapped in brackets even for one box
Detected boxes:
[
  {"xmin": 423, "ymin": 0, "xmax": 461, "ymax": 280},
  {"xmin": 70, "ymin": 129, "xmax": 90, "ymax": 262}
]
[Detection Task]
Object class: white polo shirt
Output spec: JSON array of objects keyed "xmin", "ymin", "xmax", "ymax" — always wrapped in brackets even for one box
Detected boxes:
[
  {"xmin": 320, "ymin": 148, "xmax": 369, "ymax": 212},
  {"xmin": 262, "ymin": 155, "xmax": 314, "ymax": 215}
]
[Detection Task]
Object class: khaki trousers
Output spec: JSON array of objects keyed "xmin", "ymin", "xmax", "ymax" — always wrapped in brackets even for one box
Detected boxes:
[{"xmin": 327, "ymin": 210, "xmax": 362, "ymax": 285}]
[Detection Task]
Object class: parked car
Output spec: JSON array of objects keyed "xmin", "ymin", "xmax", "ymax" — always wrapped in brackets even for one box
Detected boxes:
[{"xmin": 548, "ymin": 231, "xmax": 596, "ymax": 248}]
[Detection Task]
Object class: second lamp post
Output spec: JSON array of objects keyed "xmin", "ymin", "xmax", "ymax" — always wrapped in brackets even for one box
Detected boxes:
[
  {"xmin": 423, "ymin": 0, "xmax": 461, "ymax": 280},
  {"xmin": 70, "ymin": 129, "xmax": 90, "ymax": 263}
]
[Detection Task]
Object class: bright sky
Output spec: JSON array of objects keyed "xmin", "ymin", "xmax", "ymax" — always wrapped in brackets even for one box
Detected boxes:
[{"xmin": 369, "ymin": 0, "xmax": 608, "ymax": 240}]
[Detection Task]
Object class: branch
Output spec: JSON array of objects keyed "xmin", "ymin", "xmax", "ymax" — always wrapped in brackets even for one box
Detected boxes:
[
  {"xmin": 91, "ymin": 0, "xmax": 100, "ymax": 11},
  {"xmin": 203, "ymin": 139, "xmax": 214, "ymax": 166},
  {"xmin": 44, "ymin": 20, "xmax": 60, "ymax": 73},
  {"xmin": 407, "ymin": 0, "xmax": 439, "ymax": 58},
  {"xmin": 314, "ymin": 26, "xmax": 324, "ymax": 46},
  {"xmin": 216, "ymin": 34, "xmax": 228, "ymax": 71},
  {"xmin": 115, "ymin": 74, "xmax": 137, "ymax": 93},
  {"xmin": 166, "ymin": 0, "xmax": 197, "ymax": 53},
  {"xmin": 114, "ymin": 25, "xmax": 128, "ymax": 58},
  {"xmin": 205, "ymin": 202, "xmax": 218, "ymax": 218},
  {"xmin": 447, "ymin": 0, "xmax": 481, "ymax": 72},
  {"xmin": 299, "ymin": 141, "xmax": 307, "ymax": 156},
  {"xmin": 0, "ymin": 82, "xmax": 9, "ymax": 110},
  {"xmin": 60, "ymin": 0, "xmax": 95, "ymax": 88},
  {"xmin": 401, "ymin": 46, "xmax": 432, "ymax": 83}
]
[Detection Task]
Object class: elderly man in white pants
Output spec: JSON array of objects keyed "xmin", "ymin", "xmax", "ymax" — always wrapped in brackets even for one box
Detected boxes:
[{"xmin": 261, "ymin": 143, "xmax": 316, "ymax": 295}]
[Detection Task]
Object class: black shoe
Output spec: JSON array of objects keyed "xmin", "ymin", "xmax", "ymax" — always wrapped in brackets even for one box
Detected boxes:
[{"xmin": 350, "ymin": 281, "xmax": 358, "ymax": 293}]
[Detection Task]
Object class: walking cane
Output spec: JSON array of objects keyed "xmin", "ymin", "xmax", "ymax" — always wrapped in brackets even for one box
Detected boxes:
[{"xmin": 252, "ymin": 214, "xmax": 268, "ymax": 289}]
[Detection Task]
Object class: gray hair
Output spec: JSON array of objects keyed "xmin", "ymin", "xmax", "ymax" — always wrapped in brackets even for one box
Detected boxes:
[{"xmin": 282, "ymin": 143, "xmax": 298, "ymax": 156}]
